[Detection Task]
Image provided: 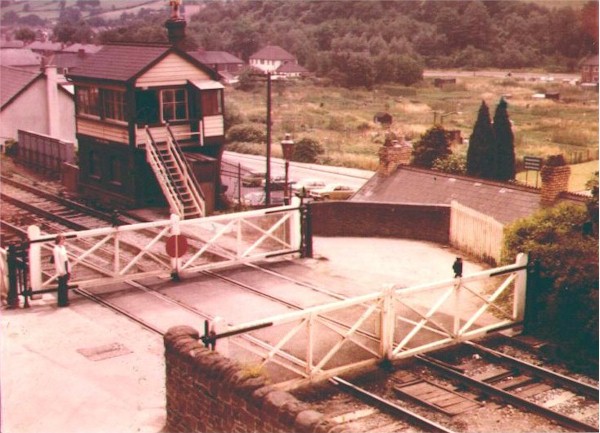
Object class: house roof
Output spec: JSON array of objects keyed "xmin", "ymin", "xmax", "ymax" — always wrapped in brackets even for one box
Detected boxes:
[
  {"xmin": 0, "ymin": 40, "xmax": 25, "ymax": 49},
  {"xmin": 27, "ymin": 41, "xmax": 64, "ymax": 52},
  {"xmin": 189, "ymin": 50, "xmax": 243, "ymax": 65},
  {"xmin": 352, "ymin": 165, "xmax": 543, "ymax": 225},
  {"xmin": 250, "ymin": 45, "xmax": 296, "ymax": 61},
  {"xmin": 580, "ymin": 54, "xmax": 599, "ymax": 66},
  {"xmin": 276, "ymin": 62, "xmax": 308, "ymax": 74},
  {"xmin": 0, "ymin": 66, "xmax": 42, "ymax": 109},
  {"xmin": 61, "ymin": 43, "xmax": 104, "ymax": 54},
  {"xmin": 47, "ymin": 52, "xmax": 91, "ymax": 70},
  {"xmin": 0, "ymin": 48, "xmax": 42, "ymax": 67},
  {"xmin": 66, "ymin": 43, "xmax": 218, "ymax": 83}
]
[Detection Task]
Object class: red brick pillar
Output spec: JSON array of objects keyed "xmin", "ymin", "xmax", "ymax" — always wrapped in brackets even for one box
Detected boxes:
[
  {"xmin": 540, "ymin": 164, "xmax": 570, "ymax": 207},
  {"xmin": 378, "ymin": 144, "xmax": 411, "ymax": 176}
]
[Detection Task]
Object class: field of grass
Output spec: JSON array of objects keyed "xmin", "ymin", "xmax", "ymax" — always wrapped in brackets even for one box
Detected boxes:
[{"xmin": 225, "ymin": 74, "xmax": 599, "ymax": 189}]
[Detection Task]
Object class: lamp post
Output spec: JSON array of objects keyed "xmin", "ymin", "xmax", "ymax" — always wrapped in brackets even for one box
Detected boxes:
[{"xmin": 280, "ymin": 133, "xmax": 295, "ymax": 205}]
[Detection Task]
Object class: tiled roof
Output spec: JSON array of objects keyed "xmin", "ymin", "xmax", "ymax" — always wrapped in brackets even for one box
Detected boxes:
[
  {"xmin": 66, "ymin": 44, "xmax": 172, "ymax": 82},
  {"xmin": 67, "ymin": 44, "xmax": 218, "ymax": 83},
  {"xmin": 352, "ymin": 165, "xmax": 543, "ymax": 225},
  {"xmin": 61, "ymin": 43, "xmax": 103, "ymax": 54},
  {"xmin": 47, "ymin": 52, "xmax": 91, "ymax": 70},
  {"xmin": 250, "ymin": 45, "xmax": 296, "ymax": 61},
  {"xmin": 581, "ymin": 54, "xmax": 599, "ymax": 66},
  {"xmin": 0, "ymin": 66, "xmax": 42, "ymax": 109},
  {"xmin": 0, "ymin": 48, "xmax": 42, "ymax": 67},
  {"xmin": 190, "ymin": 50, "xmax": 243, "ymax": 65},
  {"xmin": 276, "ymin": 62, "xmax": 308, "ymax": 73}
]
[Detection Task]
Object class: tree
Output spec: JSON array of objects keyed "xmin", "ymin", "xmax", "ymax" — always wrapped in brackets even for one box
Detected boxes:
[
  {"xmin": 15, "ymin": 27, "xmax": 36, "ymax": 42},
  {"xmin": 292, "ymin": 137, "xmax": 324, "ymax": 163},
  {"xmin": 432, "ymin": 153, "xmax": 466, "ymax": 175},
  {"xmin": 412, "ymin": 126, "xmax": 451, "ymax": 169},
  {"xmin": 503, "ymin": 203, "xmax": 598, "ymax": 363},
  {"xmin": 466, "ymin": 101, "xmax": 495, "ymax": 178},
  {"xmin": 493, "ymin": 98, "xmax": 516, "ymax": 181}
]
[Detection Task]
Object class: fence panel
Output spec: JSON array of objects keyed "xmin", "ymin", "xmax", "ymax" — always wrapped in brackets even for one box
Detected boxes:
[
  {"xmin": 450, "ymin": 200, "xmax": 505, "ymax": 265},
  {"xmin": 17, "ymin": 130, "xmax": 75, "ymax": 178}
]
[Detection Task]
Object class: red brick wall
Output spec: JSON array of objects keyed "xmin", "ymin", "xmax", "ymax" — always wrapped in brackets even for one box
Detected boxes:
[
  {"xmin": 164, "ymin": 326, "xmax": 339, "ymax": 433},
  {"xmin": 309, "ymin": 201, "xmax": 450, "ymax": 244}
]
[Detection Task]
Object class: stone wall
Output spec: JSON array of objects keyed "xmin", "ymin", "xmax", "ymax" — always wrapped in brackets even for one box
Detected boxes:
[
  {"xmin": 164, "ymin": 326, "xmax": 340, "ymax": 433},
  {"xmin": 309, "ymin": 201, "xmax": 450, "ymax": 244}
]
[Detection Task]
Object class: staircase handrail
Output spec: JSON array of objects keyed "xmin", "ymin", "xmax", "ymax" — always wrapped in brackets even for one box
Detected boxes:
[
  {"xmin": 165, "ymin": 123, "xmax": 206, "ymax": 217},
  {"xmin": 144, "ymin": 126, "xmax": 185, "ymax": 217}
]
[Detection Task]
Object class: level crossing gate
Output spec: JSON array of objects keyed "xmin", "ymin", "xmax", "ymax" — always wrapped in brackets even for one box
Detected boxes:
[
  {"xmin": 201, "ymin": 254, "xmax": 528, "ymax": 389},
  {"xmin": 9, "ymin": 202, "xmax": 306, "ymax": 302}
]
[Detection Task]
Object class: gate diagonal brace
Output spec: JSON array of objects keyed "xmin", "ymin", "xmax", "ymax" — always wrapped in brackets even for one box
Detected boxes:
[{"xmin": 201, "ymin": 319, "xmax": 273, "ymax": 350}]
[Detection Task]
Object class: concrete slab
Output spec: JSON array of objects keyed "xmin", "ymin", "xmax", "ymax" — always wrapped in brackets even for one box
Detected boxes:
[{"xmin": 1, "ymin": 236, "xmax": 487, "ymax": 433}]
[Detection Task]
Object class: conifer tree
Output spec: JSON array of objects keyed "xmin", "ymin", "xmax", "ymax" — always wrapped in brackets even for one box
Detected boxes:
[
  {"xmin": 493, "ymin": 97, "xmax": 516, "ymax": 181},
  {"xmin": 466, "ymin": 101, "xmax": 495, "ymax": 178},
  {"xmin": 412, "ymin": 125, "xmax": 451, "ymax": 169}
]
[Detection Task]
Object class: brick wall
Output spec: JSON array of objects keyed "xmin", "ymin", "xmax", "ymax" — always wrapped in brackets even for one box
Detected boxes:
[
  {"xmin": 309, "ymin": 201, "xmax": 450, "ymax": 244},
  {"xmin": 164, "ymin": 326, "xmax": 341, "ymax": 433}
]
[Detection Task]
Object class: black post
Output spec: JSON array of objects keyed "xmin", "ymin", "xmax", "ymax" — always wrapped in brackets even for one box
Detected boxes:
[
  {"xmin": 6, "ymin": 244, "xmax": 19, "ymax": 308},
  {"xmin": 300, "ymin": 201, "xmax": 313, "ymax": 258},
  {"xmin": 284, "ymin": 159, "xmax": 289, "ymax": 205},
  {"xmin": 265, "ymin": 72, "xmax": 272, "ymax": 206},
  {"xmin": 237, "ymin": 163, "xmax": 242, "ymax": 206}
]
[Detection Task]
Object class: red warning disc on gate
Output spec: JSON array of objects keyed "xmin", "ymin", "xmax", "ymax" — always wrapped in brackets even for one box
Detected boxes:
[{"xmin": 165, "ymin": 235, "xmax": 188, "ymax": 258}]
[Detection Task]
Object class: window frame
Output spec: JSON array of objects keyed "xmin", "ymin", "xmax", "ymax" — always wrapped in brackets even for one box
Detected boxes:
[
  {"xmin": 76, "ymin": 86, "xmax": 100, "ymax": 118},
  {"xmin": 102, "ymin": 89, "xmax": 127, "ymax": 123},
  {"xmin": 160, "ymin": 88, "xmax": 189, "ymax": 123}
]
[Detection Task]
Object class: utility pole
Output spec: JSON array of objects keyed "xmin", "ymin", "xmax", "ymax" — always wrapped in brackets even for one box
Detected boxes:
[{"xmin": 265, "ymin": 72, "xmax": 272, "ymax": 206}]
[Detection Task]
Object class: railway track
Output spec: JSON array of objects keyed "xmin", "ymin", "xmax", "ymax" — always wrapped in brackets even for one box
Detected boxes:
[{"xmin": 3, "ymin": 171, "xmax": 598, "ymax": 433}]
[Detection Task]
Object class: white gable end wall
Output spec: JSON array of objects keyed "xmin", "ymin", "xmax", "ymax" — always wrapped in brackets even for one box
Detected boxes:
[{"xmin": 136, "ymin": 53, "xmax": 212, "ymax": 87}]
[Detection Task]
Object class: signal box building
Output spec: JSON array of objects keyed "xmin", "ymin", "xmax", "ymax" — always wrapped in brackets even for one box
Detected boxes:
[{"xmin": 66, "ymin": 42, "xmax": 225, "ymax": 216}]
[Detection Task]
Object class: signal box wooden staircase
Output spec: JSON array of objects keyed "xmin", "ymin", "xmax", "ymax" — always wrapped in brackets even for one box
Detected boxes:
[{"xmin": 145, "ymin": 125, "xmax": 205, "ymax": 219}]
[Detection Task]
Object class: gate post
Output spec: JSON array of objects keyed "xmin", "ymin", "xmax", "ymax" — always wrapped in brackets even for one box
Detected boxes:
[
  {"xmin": 379, "ymin": 285, "xmax": 395, "ymax": 360},
  {"xmin": 300, "ymin": 202, "xmax": 313, "ymax": 258},
  {"xmin": 513, "ymin": 253, "xmax": 528, "ymax": 321},
  {"xmin": 27, "ymin": 225, "xmax": 42, "ymax": 293},
  {"xmin": 170, "ymin": 213, "xmax": 181, "ymax": 281}
]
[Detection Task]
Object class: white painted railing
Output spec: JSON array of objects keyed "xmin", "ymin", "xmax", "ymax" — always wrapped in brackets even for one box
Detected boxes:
[
  {"xmin": 28, "ymin": 205, "xmax": 301, "ymax": 290},
  {"xmin": 215, "ymin": 253, "xmax": 528, "ymax": 388}
]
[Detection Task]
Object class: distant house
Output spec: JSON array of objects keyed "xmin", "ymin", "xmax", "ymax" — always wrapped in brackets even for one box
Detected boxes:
[
  {"xmin": 0, "ymin": 65, "xmax": 75, "ymax": 144},
  {"xmin": 189, "ymin": 50, "xmax": 244, "ymax": 75},
  {"xmin": 249, "ymin": 45, "xmax": 307, "ymax": 78},
  {"xmin": 580, "ymin": 54, "xmax": 599, "ymax": 84}
]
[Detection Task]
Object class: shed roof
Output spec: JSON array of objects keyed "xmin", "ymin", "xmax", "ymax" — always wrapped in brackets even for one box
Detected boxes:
[
  {"xmin": 277, "ymin": 62, "xmax": 308, "ymax": 74},
  {"xmin": 250, "ymin": 45, "xmax": 296, "ymax": 61},
  {"xmin": 66, "ymin": 44, "xmax": 218, "ymax": 83},
  {"xmin": 352, "ymin": 165, "xmax": 543, "ymax": 225},
  {"xmin": 0, "ymin": 66, "xmax": 42, "ymax": 109}
]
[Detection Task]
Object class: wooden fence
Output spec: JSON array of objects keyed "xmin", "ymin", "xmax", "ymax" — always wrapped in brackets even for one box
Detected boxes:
[
  {"xmin": 450, "ymin": 200, "xmax": 505, "ymax": 265},
  {"xmin": 16, "ymin": 130, "xmax": 75, "ymax": 178}
]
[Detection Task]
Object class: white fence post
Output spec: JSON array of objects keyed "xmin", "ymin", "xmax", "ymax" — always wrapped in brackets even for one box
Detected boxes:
[
  {"xmin": 379, "ymin": 285, "xmax": 395, "ymax": 359},
  {"xmin": 514, "ymin": 253, "xmax": 528, "ymax": 321},
  {"xmin": 170, "ymin": 213, "xmax": 181, "ymax": 278},
  {"xmin": 28, "ymin": 225, "xmax": 42, "ymax": 291},
  {"xmin": 290, "ymin": 197, "xmax": 301, "ymax": 251}
]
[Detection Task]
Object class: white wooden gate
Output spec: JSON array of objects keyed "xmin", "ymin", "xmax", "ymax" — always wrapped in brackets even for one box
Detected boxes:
[
  {"xmin": 209, "ymin": 254, "xmax": 528, "ymax": 389},
  {"xmin": 27, "ymin": 205, "xmax": 301, "ymax": 290}
]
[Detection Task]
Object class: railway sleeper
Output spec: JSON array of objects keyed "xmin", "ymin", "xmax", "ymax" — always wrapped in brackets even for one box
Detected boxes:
[{"xmin": 394, "ymin": 379, "xmax": 482, "ymax": 416}]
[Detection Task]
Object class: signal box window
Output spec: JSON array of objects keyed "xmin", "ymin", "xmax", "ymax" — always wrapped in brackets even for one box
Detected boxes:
[
  {"xmin": 108, "ymin": 155, "xmax": 122, "ymax": 185},
  {"xmin": 201, "ymin": 89, "xmax": 223, "ymax": 116},
  {"xmin": 161, "ymin": 88, "xmax": 188, "ymax": 122},
  {"xmin": 89, "ymin": 151, "xmax": 101, "ymax": 179},
  {"xmin": 77, "ymin": 86, "xmax": 100, "ymax": 117},
  {"xmin": 103, "ymin": 89, "xmax": 127, "ymax": 122}
]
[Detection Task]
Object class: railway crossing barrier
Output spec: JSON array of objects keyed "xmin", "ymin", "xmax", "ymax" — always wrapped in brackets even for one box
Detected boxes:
[
  {"xmin": 18, "ymin": 201, "xmax": 306, "ymax": 297},
  {"xmin": 198, "ymin": 253, "xmax": 528, "ymax": 389}
]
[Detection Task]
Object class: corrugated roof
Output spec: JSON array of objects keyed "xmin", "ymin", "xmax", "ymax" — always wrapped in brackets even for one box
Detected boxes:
[
  {"xmin": 190, "ymin": 50, "xmax": 243, "ymax": 65},
  {"xmin": 0, "ymin": 66, "xmax": 42, "ymax": 109},
  {"xmin": 66, "ymin": 44, "xmax": 172, "ymax": 82},
  {"xmin": 249, "ymin": 45, "xmax": 296, "ymax": 61},
  {"xmin": 352, "ymin": 165, "xmax": 542, "ymax": 225}
]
